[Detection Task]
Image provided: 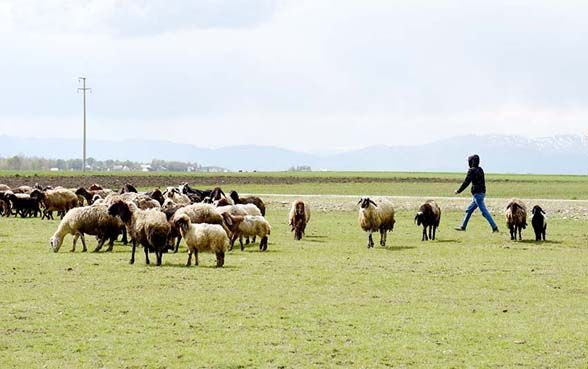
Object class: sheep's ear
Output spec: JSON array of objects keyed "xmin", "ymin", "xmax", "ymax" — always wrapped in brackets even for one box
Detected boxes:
[
  {"xmin": 223, "ymin": 214, "xmax": 233, "ymax": 226},
  {"xmin": 541, "ymin": 209, "xmax": 546, "ymax": 214},
  {"xmin": 414, "ymin": 215, "xmax": 418, "ymax": 224},
  {"xmin": 357, "ymin": 199, "xmax": 362, "ymax": 205},
  {"xmin": 369, "ymin": 199, "xmax": 377, "ymax": 207}
]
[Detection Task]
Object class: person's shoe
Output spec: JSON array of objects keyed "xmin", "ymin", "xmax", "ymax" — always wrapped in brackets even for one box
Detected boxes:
[
  {"xmin": 454, "ymin": 226, "xmax": 466, "ymax": 231},
  {"xmin": 492, "ymin": 227, "xmax": 499, "ymax": 233}
]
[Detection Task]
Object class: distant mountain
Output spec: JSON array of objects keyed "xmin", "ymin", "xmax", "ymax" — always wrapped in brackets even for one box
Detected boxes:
[{"xmin": 0, "ymin": 134, "xmax": 587, "ymax": 174}]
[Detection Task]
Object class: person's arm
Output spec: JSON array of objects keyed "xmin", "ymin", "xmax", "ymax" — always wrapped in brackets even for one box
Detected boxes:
[{"xmin": 455, "ymin": 169, "xmax": 473, "ymax": 194}]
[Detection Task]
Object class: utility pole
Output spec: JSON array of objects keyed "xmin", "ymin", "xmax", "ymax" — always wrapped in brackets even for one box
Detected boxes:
[{"xmin": 77, "ymin": 77, "xmax": 91, "ymax": 172}]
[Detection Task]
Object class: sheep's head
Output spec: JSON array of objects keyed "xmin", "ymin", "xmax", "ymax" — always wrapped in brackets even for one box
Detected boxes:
[
  {"xmin": 108, "ymin": 200, "xmax": 132, "ymax": 223},
  {"xmin": 531, "ymin": 205, "xmax": 545, "ymax": 216},
  {"xmin": 415, "ymin": 211, "xmax": 424, "ymax": 226},
  {"xmin": 295, "ymin": 202, "xmax": 305, "ymax": 216},
  {"xmin": 150, "ymin": 188, "xmax": 165, "ymax": 205},
  {"xmin": 174, "ymin": 214, "xmax": 191, "ymax": 236},
  {"xmin": 211, "ymin": 187, "xmax": 225, "ymax": 200},
  {"xmin": 229, "ymin": 190, "xmax": 239, "ymax": 202},
  {"xmin": 49, "ymin": 236, "xmax": 62, "ymax": 253},
  {"xmin": 29, "ymin": 189, "xmax": 46, "ymax": 201},
  {"xmin": 358, "ymin": 197, "xmax": 377, "ymax": 209}
]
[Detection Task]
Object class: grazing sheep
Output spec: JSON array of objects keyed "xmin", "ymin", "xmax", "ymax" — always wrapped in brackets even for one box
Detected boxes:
[
  {"xmin": 108, "ymin": 200, "xmax": 171, "ymax": 265},
  {"xmin": 221, "ymin": 213, "xmax": 271, "ymax": 251},
  {"xmin": 505, "ymin": 199, "xmax": 527, "ymax": 241},
  {"xmin": 229, "ymin": 190, "xmax": 265, "ymax": 216},
  {"xmin": 415, "ymin": 200, "xmax": 441, "ymax": 241},
  {"xmin": 358, "ymin": 197, "xmax": 396, "ymax": 248},
  {"xmin": 170, "ymin": 203, "xmax": 227, "ymax": 252},
  {"xmin": 174, "ymin": 214, "xmax": 229, "ymax": 267},
  {"xmin": 30, "ymin": 188, "xmax": 79, "ymax": 220},
  {"xmin": 49, "ymin": 204, "xmax": 125, "ymax": 253},
  {"xmin": 288, "ymin": 200, "xmax": 311, "ymax": 240},
  {"xmin": 531, "ymin": 205, "xmax": 547, "ymax": 241}
]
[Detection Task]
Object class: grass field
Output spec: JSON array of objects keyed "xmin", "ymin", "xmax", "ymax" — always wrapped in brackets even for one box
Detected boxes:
[{"xmin": 1, "ymin": 173, "xmax": 588, "ymax": 368}]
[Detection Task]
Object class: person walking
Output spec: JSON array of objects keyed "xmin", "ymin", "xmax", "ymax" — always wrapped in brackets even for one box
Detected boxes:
[{"xmin": 454, "ymin": 154, "xmax": 499, "ymax": 232}]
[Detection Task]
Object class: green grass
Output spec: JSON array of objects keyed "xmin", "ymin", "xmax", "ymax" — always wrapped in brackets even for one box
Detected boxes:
[{"xmin": 1, "ymin": 208, "xmax": 587, "ymax": 368}]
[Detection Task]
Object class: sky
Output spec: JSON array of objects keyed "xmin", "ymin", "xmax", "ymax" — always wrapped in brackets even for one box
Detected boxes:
[{"xmin": 0, "ymin": 0, "xmax": 587, "ymax": 152}]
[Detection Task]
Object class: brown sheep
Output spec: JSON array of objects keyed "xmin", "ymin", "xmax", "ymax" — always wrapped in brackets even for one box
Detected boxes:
[
  {"xmin": 505, "ymin": 199, "xmax": 527, "ymax": 241},
  {"xmin": 288, "ymin": 200, "xmax": 311, "ymax": 240},
  {"xmin": 30, "ymin": 188, "xmax": 78, "ymax": 219}
]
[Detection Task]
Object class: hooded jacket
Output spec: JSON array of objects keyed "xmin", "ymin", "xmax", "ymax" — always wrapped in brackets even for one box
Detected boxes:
[{"xmin": 456, "ymin": 154, "xmax": 486, "ymax": 195}]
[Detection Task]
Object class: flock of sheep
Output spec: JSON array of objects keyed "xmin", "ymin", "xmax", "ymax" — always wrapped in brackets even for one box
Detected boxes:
[{"xmin": 0, "ymin": 182, "xmax": 548, "ymax": 267}]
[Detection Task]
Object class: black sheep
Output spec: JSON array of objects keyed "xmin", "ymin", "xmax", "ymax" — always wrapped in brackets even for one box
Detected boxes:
[
  {"xmin": 531, "ymin": 205, "xmax": 547, "ymax": 241},
  {"xmin": 415, "ymin": 200, "xmax": 441, "ymax": 241}
]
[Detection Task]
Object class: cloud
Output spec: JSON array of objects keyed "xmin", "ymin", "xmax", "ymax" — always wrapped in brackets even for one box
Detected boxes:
[{"xmin": 0, "ymin": 0, "xmax": 587, "ymax": 151}]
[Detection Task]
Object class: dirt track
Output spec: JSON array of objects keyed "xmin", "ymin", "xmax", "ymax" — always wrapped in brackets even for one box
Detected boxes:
[{"xmin": 259, "ymin": 194, "xmax": 588, "ymax": 220}]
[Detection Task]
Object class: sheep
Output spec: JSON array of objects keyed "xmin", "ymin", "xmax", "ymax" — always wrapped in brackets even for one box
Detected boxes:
[
  {"xmin": 229, "ymin": 190, "xmax": 265, "ymax": 216},
  {"xmin": 49, "ymin": 204, "xmax": 125, "ymax": 253},
  {"xmin": 103, "ymin": 192, "xmax": 160, "ymax": 210},
  {"xmin": 30, "ymin": 188, "xmax": 78, "ymax": 220},
  {"xmin": 13, "ymin": 185, "xmax": 33, "ymax": 194},
  {"xmin": 89, "ymin": 183, "xmax": 103, "ymax": 191},
  {"xmin": 0, "ymin": 191, "xmax": 12, "ymax": 217},
  {"xmin": 6, "ymin": 193, "xmax": 41, "ymax": 218},
  {"xmin": 146, "ymin": 188, "xmax": 165, "ymax": 205},
  {"xmin": 415, "ymin": 200, "xmax": 441, "ymax": 241},
  {"xmin": 288, "ymin": 200, "xmax": 311, "ymax": 240},
  {"xmin": 531, "ymin": 205, "xmax": 547, "ymax": 241},
  {"xmin": 174, "ymin": 214, "xmax": 229, "ymax": 267},
  {"xmin": 217, "ymin": 204, "xmax": 262, "ymax": 243},
  {"xmin": 221, "ymin": 212, "xmax": 271, "ymax": 251},
  {"xmin": 170, "ymin": 203, "xmax": 227, "ymax": 252},
  {"xmin": 0, "ymin": 184, "xmax": 11, "ymax": 191},
  {"xmin": 75, "ymin": 187, "xmax": 113, "ymax": 205},
  {"xmin": 505, "ymin": 199, "xmax": 527, "ymax": 241},
  {"xmin": 108, "ymin": 200, "xmax": 171, "ymax": 265},
  {"xmin": 119, "ymin": 183, "xmax": 138, "ymax": 193},
  {"xmin": 163, "ymin": 188, "xmax": 191, "ymax": 205},
  {"xmin": 358, "ymin": 197, "xmax": 396, "ymax": 248}
]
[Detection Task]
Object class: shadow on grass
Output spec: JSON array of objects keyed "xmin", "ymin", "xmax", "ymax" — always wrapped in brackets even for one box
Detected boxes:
[
  {"xmin": 516, "ymin": 239, "xmax": 563, "ymax": 245},
  {"xmin": 303, "ymin": 238, "xmax": 327, "ymax": 243},
  {"xmin": 380, "ymin": 246, "xmax": 417, "ymax": 252},
  {"xmin": 159, "ymin": 262, "xmax": 239, "ymax": 269},
  {"xmin": 432, "ymin": 239, "xmax": 462, "ymax": 244}
]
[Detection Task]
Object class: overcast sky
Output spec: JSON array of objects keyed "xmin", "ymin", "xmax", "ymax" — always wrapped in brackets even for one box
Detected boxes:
[{"xmin": 0, "ymin": 0, "xmax": 587, "ymax": 152}]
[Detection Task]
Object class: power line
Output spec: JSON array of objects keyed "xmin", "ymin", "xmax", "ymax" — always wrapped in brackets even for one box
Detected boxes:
[{"xmin": 77, "ymin": 77, "xmax": 91, "ymax": 172}]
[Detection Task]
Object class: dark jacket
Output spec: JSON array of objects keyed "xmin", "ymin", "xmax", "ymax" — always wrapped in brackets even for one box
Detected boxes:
[{"xmin": 456, "ymin": 155, "xmax": 486, "ymax": 195}]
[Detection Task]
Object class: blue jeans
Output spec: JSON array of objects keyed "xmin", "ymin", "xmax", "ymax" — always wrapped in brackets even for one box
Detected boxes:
[{"xmin": 461, "ymin": 193, "xmax": 497, "ymax": 230}]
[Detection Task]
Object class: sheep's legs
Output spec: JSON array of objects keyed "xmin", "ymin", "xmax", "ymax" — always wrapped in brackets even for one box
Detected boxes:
[
  {"xmin": 174, "ymin": 235, "xmax": 182, "ymax": 253},
  {"xmin": 380, "ymin": 227, "xmax": 387, "ymax": 246},
  {"xmin": 79, "ymin": 234, "xmax": 88, "ymax": 252},
  {"xmin": 239, "ymin": 235, "xmax": 245, "ymax": 251},
  {"xmin": 367, "ymin": 231, "xmax": 374, "ymax": 248},
  {"xmin": 422, "ymin": 227, "xmax": 427, "ymax": 241},
  {"xmin": 155, "ymin": 251, "xmax": 162, "ymax": 266},
  {"xmin": 215, "ymin": 251, "xmax": 225, "ymax": 267},
  {"xmin": 130, "ymin": 240, "xmax": 137, "ymax": 264},
  {"xmin": 229, "ymin": 233, "xmax": 238, "ymax": 251},
  {"xmin": 194, "ymin": 250, "xmax": 199, "ymax": 266},
  {"xmin": 428, "ymin": 226, "xmax": 433, "ymax": 241},
  {"xmin": 432, "ymin": 226, "xmax": 436, "ymax": 241},
  {"xmin": 121, "ymin": 229, "xmax": 128, "ymax": 245},
  {"xmin": 144, "ymin": 246, "xmax": 150, "ymax": 265},
  {"xmin": 93, "ymin": 237, "xmax": 106, "ymax": 252},
  {"xmin": 260, "ymin": 236, "xmax": 268, "ymax": 251},
  {"xmin": 71, "ymin": 234, "xmax": 79, "ymax": 252},
  {"xmin": 518, "ymin": 227, "xmax": 522, "ymax": 241},
  {"xmin": 186, "ymin": 251, "xmax": 193, "ymax": 266},
  {"xmin": 105, "ymin": 236, "xmax": 115, "ymax": 252}
]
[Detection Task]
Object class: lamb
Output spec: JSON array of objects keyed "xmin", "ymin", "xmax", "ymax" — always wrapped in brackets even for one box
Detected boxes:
[
  {"xmin": 30, "ymin": 188, "xmax": 79, "ymax": 220},
  {"xmin": 170, "ymin": 203, "xmax": 227, "ymax": 252},
  {"xmin": 358, "ymin": 197, "xmax": 396, "ymax": 248},
  {"xmin": 288, "ymin": 200, "xmax": 311, "ymax": 240},
  {"xmin": 531, "ymin": 205, "xmax": 547, "ymax": 241},
  {"xmin": 49, "ymin": 204, "xmax": 125, "ymax": 253},
  {"xmin": 229, "ymin": 190, "xmax": 265, "ymax": 215},
  {"xmin": 505, "ymin": 198, "xmax": 527, "ymax": 241},
  {"xmin": 174, "ymin": 214, "xmax": 229, "ymax": 267},
  {"xmin": 221, "ymin": 212, "xmax": 271, "ymax": 251},
  {"xmin": 108, "ymin": 200, "xmax": 171, "ymax": 265},
  {"xmin": 415, "ymin": 200, "xmax": 441, "ymax": 241}
]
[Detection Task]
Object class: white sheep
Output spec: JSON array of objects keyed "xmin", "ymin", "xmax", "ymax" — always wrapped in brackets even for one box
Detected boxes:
[
  {"xmin": 358, "ymin": 197, "xmax": 396, "ymax": 248},
  {"xmin": 174, "ymin": 214, "xmax": 229, "ymax": 267},
  {"xmin": 49, "ymin": 204, "xmax": 124, "ymax": 253},
  {"xmin": 222, "ymin": 213, "xmax": 271, "ymax": 251}
]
